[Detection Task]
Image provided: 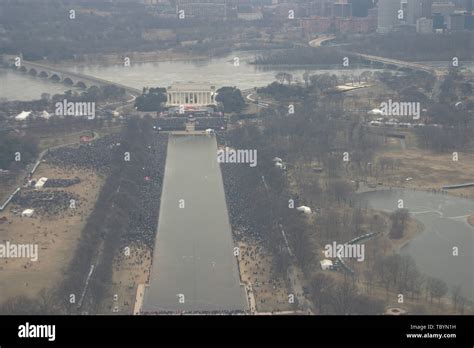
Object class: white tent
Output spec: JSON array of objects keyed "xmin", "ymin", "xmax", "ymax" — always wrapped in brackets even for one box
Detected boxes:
[
  {"xmin": 296, "ymin": 206, "xmax": 312, "ymax": 214},
  {"xmin": 275, "ymin": 162, "xmax": 284, "ymax": 169},
  {"xmin": 368, "ymin": 109, "xmax": 383, "ymax": 116},
  {"xmin": 35, "ymin": 177, "xmax": 48, "ymax": 189},
  {"xmin": 40, "ymin": 110, "xmax": 51, "ymax": 119},
  {"xmin": 15, "ymin": 111, "xmax": 32, "ymax": 121},
  {"xmin": 21, "ymin": 209, "xmax": 35, "ymax": 217}
]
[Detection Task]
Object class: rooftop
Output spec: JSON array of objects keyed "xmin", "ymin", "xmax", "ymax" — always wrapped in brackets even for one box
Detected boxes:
[{"xmin": 167, "ymin": 81, "xmax": 216, "ymax": 91}]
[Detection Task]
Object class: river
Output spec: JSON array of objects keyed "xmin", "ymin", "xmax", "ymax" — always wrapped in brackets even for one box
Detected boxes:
[
  {"xmin": 67, "ymin": 51, "xmax": 381, "ymax": 91},
  {"xmin": 1, "ymin": 51, "xmax": 383, "ymax": 101},
  {"xmin": 0, "ymin": 68, "xmax": 77, "ymax": 101},
  {"xmin": 142, "ymin": 135, "xmax": 247, "ymax": 313},
  {"xmin": 359, "ymin": 189, "xmax": 474, "ymax": 301}
]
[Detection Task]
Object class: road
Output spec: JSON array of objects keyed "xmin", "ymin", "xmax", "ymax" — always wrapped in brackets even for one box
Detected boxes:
[
  {"xmin": 309, "ymin": 35, "xmax": 336, "ymax": 48},
  {"xmin": 244, "ymin": 91, "xmax": 274, "ymax": 108}
]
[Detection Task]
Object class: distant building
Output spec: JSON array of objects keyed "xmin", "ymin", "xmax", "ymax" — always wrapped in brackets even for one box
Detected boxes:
[
  {"xmin": 176, "ymin": 0, "xmax": 227, "ymax": 18},
  {"xmin": 447, "ymin": 12, "xmax": 465, "ymax": 30},
  {"xmin": 309, "ymin": 0, "xmax": 333, "ymax": 17},
  {"xmin": 301, "ymin": 14, "xmax": 376, "ymax": 34},
  {"xmin": 166, "ymin": 82, "xmax": 217, "ymax": 106},
  {"xmin": 422, "ymin": 0, "xmax": 434, "ymax": 18},
  {"xmin": 466, "ymin": 14, "xmax": 474, "ymax": 29},
  {"xmin": 368, "ymin": 6, "xmax": 378, "ymax": 18},
  {"xmin": 465, "ymin": 0, "xmax": 474, "ymax": 28},
  {"xmin": 432, "ymin": 12, "xmax": 445, "ymax": 28},
  {"xmin": 300, "ymin": 16, "xmax": 333, "ymax": 33},
  {"xmin": 407, "ymin": 0, "xmax": 424, "ymax": 25},
  {"xmin": 332, "ymin": 1, "xmax": 352, "ymax": 18},
  {"xmin": 432, "ymin": 1, "xmax": 455, "ymax": 17},
  {"xmin": 406, "ymin": 0, "xmax": 433, "ymax": 24},
  {"xmin": 467, "ymin": 0, "xmax": 473, "ymax": 14},
  {"xmin": 416, "ymin": 17, "xmax": 434, "ymax": 32},
  {"xmin": 337, "ymin": 16, "xmax": 377, "ymax": 33},
  {"xmin": 377, "ymin": 0, "xmax": 401, "ymax": 33},
  {"xmin": 465, "ymin": 0, "xmax": 473, "ymax": 14},
  {"xmin": 349, "ymin": 0, "xmax": 376, "ymax": 17}
]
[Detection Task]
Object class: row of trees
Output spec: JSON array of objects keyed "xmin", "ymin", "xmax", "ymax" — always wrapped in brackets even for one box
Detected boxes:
[
  {"xmin": 372, "ymin": 254, "xmax": 469, "ymax": 313},
  {"xmin": 134, "ymin": 87, "xmax": 167, "ymax": 112},
  {"xmin": 215, "ymin": 87, "xmax": 245, "ymax": 113},
  {"xmin": 310, "ymin": 273, "xmax": 385, "ymax": 314},
  {"xmin": 253, "ymin": 47, "xmax": 353, "ymax": 67},
  {"xmin": 347, "ymin": 32, "xmax": 472, "ymax": 62},
  {"xmin": 415, "ymin": 125, "xmax": 472, "ymax": 153},
  {"xmin": 389, "ymin": 209, "xmax": 410, "ymax": 239},
  {"xmin": 257, "ymin": 81, "xmax": 307, "ymax": 101},
  {"xmin": 0, "ymin": 85, "xmax": 127, "ymax": 118}
]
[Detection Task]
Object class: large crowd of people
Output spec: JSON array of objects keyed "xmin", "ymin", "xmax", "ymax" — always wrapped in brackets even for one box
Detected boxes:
[
  {"xmin": 12, "ymin": 189, "xmax": 79, "ymax": 216},
  {"xmin": 46, "ymin": 134, "xmax": 122, "ymax": 172},
  {"xmin": 142, "ymin": 309, "xmax": 246, "ymax": 315},
  {"xmin": 195, "ymin": 117, "xmax": 226, "ymax": 131},
  {"xmin": 123, "ymin": 133, "xmax": 168, "ymax": 249},
  {"xmin": 45, "ymin": 130, "xmax": 169, "ymax": 250},
  {"xmin": 221, "ymin": 164, "xmax": 263, "ymax": 244},
  {"xmin": 43, "ymin": 178, "xmax": 81, "ymax": 188},
  {"xmin": 154, "ymin": 118, "xmax": 186, "ymax": 131}
]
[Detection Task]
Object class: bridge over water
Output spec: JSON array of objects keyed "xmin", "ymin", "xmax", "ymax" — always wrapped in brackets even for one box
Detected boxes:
[
  {"xmin": 1, "ymin": 55, "xmax": 141, "ymax": 96},
  {"xmin": 308, "ymin": 37, "xmax": 447, "ymax": 75},
  {"xmin": 349, "ymin": 52, "xmax": 447, "ymax": 76}
]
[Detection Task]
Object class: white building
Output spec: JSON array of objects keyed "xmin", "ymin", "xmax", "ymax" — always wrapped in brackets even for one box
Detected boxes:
[
  {"xmin": 320, "ymin": 259, "xmax": 334, "ymax": 270},
  {"xmin": 166, "ymin": 82, "xmax": 217, "ymax": 106},
  {"xmin": 416, "ymin": 17, "xmax": 434, "ymax": 32}
]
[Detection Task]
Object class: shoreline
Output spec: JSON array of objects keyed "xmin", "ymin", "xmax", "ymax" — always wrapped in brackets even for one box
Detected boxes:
[
  {"xmin": 468, "ymin": 213, "xmax": 474, "ymax": 227},
  {"xmin": 389, "ymin": 217, "xmax": 425, "ymax": 253},
  {"xmin": 356, "ymin": 183, "xmax": 474, "ymax": 201}
]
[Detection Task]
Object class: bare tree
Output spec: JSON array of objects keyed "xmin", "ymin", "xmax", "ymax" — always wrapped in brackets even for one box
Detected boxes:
[
  {"xmin": 426, "ymin": 277, "xmax": 448, "ymax": 305},
  {"xmin": 389, "ymin": 209, "xmax": 410, "ymax": 239},
  {"xmin": 330, "ymin": 274, "xmax": 357, "ymax": 314},
  {"xmin": 310, "ymin": 273, "xmax": 335, "ymax": 314},
  {"xmin": 452, "ymin": 285, "xmax": 462, "ymax": 311}
]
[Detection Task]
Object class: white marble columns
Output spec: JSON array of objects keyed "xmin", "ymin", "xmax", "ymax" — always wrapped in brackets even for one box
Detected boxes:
[{"xmin": 168, "ymin": 91, "xmax": 212, "ymax": 105}]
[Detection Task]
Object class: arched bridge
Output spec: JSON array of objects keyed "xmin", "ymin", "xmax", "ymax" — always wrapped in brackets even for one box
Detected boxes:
[
  {"xmin": 350, "ymin": 52, "xmax": 444, "ymax": 75},
  {"xmin": 2, "ymin": 55, "xmax": 141, "ymax": 96}
]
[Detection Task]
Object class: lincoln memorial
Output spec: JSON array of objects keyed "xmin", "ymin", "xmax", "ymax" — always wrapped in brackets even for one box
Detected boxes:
[{"xmin": 166, "ymin": 82, "xmax": 217, "ymax": 106}]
